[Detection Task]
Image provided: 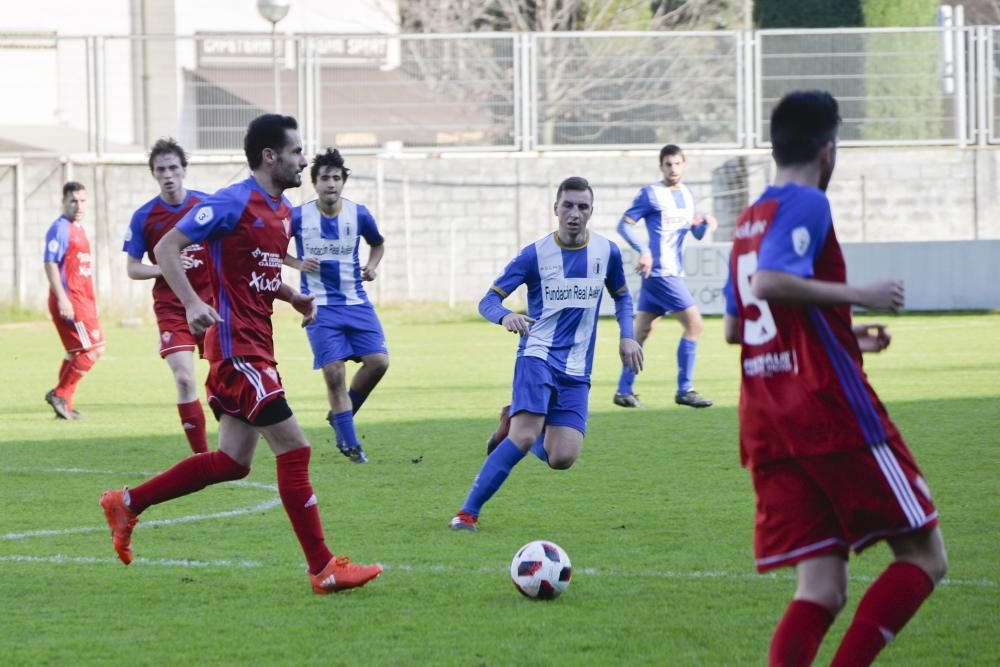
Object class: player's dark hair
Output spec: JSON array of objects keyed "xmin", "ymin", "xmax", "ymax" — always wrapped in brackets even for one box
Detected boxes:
[
  {"xmin": 556, "ymin": 176, "xmax": 593, "ymax": 200},
  {"xmin": 659, "ymin": 144, "xmax": 684, "ymax": 164},
  {"xmin": 770, "ymin": 91, "xmax": 841, "ymax": 166},
  {"xmin": 310, "ymin": 147, "xmax": 352, "ymax": 184},
  {"xmin": 62, "ymin": 181, "xmax": 85, "ymax": 199},
  {"xmin": 148, "ymin": 137, "xmax": 188, "ymax": 172},
  {"xmin": 244, "ymin": 114, "xmax": 299, "ymax": 170}
]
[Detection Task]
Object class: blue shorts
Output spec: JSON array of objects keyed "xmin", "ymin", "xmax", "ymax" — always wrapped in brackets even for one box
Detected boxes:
[
  {"xmin": 305, "ymin": 303, "xmax": 388, "ymax": 369},
  {"xmin": 637, "ymin": 275, "xmax": 696, "ymax": 316},
  {"xmin": 510, "ymin": 356, "xmax": 590, "ymax": 435}
]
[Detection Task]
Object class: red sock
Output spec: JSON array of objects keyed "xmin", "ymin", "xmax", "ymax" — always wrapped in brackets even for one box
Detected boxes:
[
  {"xmin": 177, "ymin": 400, "xmax": 208, "ymax": 454},
  {"xmin": 128, "ymin": 450, "xmax": 249, "ymax": 514},
  {"xmin": 56, "ymin": 358, "xmax": 71, "ymax": 387},
  {"xmin": 831, "ymin": 561, "xmax": 935, "ymax": 667},
  {"xmin": 769, "ymin": 599, "xmax": 835, "ymax": 667},
  {"xmin": 276, "ymin": 447, "xmax": 333, "ymax": 575},
  {"xmin": 55, "ymin": 352, "xmax": 95, "ymax": 409}
]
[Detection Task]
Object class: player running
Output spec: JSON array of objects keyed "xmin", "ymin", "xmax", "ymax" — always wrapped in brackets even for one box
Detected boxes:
[
  {"xmin": 99, "ymin": 114, "xmax": 382, "ymax": 594},
  {"xmin": 614, "ymin": 144, "xmax": 717, "ymax": 409},
  {"xmin": 286, "ymin": 148, "xmax": 388, "ymax": 464},
  {"xmin": 43, "ymin": 182, "xmax": 104, "ymax": 419},
  {"xmin": 449, "ymin": 177, "xmax": 643, "ymax": 532},
  {"xmin": 723, "ymin": 91, "xmax": 947, "ymax": 666},
  {"xmin": 123, "ymin": 138, "xmax": 212, "ymax": 453}
]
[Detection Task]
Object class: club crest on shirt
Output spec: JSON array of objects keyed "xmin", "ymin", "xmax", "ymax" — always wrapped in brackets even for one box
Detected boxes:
[
  {"xmin": 593, "ymin": 258, "xmax": 602, "ymax": 275},
  {"xmin": 48, "ymin": 239, "xmax": 59, "ymax": 254},
  {"xmin": 264, "ymin": 366, "xmax": 279, "ymax": 384},
  {"xmin": 195, "ymin": 206, "xmax": 214, "ymax": 226},
  {"xmin": 791, "ymin": 226, "xmax": 810, "ymax": 256}
]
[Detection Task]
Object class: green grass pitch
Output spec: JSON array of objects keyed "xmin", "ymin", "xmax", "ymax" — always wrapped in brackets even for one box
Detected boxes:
[{"xmin": 2, "ymin": 307, "xmax": 998, "ymax": 665}]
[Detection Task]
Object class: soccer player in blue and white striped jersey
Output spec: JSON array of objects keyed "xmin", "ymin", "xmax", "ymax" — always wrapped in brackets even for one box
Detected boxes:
[
  {"xmin": 449, "ymin": 176, "xmax": 643, "ymax": 532},
  {"xmin": 614, "ymin": 144, "xmax": 718, "ymax": 409},
  {"xmin": 287, "ymin": 149, "xmax": 388, "ymax": 464}
]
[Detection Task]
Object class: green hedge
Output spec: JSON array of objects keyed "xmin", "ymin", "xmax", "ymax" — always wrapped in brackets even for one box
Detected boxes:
[{"xmin": 753, "ymin": 0, "xmax": 862, "ymax": 28}]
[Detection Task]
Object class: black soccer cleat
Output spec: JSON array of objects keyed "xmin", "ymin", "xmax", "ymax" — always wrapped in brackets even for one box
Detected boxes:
[{"xmin": 675, "ymin": 389, "xmax": 713, "ymax": 408}]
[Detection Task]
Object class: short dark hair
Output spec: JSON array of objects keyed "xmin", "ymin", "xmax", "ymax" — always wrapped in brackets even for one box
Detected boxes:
[
  {"xmin": 310, "ymin": 147, "xmax": 351, "ymax": 184},
  {"xmin": 148, "ymin": 137, "xmax": 188, "ymax": 172},
  {"xmin": 556, "ymin": 176, "xmax": 593, "ymax": 201},
  {"xmin": 770, "ymin": 91, "xmax": 841, "ymax": 166},
  {"xmin": 62, "ymin": 181, "xmax": 85, "ymax": 199},
  {"xmin": 244, "ymin": 114, "xmax": 299, "ymax": 170},
  {"xmin": 659, "ymin": 144, "xmax": 684, "ymax": 164}
]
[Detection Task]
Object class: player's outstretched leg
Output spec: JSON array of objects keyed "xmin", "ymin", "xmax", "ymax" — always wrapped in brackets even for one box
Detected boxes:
[
  {"xmin": 485, "ymin": 404, "xmax": 511, "ymax": 455},
  {"xmin": 451, "ymin": 437, "xmax": 529, "ymax": 532}
]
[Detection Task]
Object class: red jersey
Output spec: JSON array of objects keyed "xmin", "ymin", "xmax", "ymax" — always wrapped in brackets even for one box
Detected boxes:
[
  {"xmin": 177, "ymin": 177, "xmax": 292, "ymax": 364},
  {"xmin": 44, "ymin": 216, "xmax": 97, "ymax": 321},
  {"xmin": 123, "ymin": 191, "xmax": 213, "ymax": 317},
  {"xmin": 723, "ymin": 183, "xmax": 900, "ymax": 467}
]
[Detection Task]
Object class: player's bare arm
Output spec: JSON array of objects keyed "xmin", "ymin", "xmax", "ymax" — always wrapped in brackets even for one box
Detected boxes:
[
  {"xmin": 619, "ymin": 338, "xmax": 643, "ymax": 373},
  {"xmin": 723, "ymin": 314, "xmax": 740, "ymax": 344},
  {"xmin": 125, "ymin": 255, "xmax": 163, "ymax": 280},
  {"xmin": 284, "ymin": 253, "xmax": 320, "ymax": 272},
  {"xmin": 362, "ymin": 242, "xmax": 385, "ymax": 282},
  {"xmin": 43, "ymin": 261, "xmax": 74, "ymax": 320},
  {"xmin": 155, "ymin": 226, "xmax": 221, "ymax": 334},
  {"xmin": 752, "ymin": 270, "xmax": 904, "ymax": 312},
  {"xmin": 501, "ymin": 312, "xmax": 535, "ymax": 336},
  {"xmin": 276, "ymin": 282, "xmax": 317, "ymax": 327},
  {"xmin": 853, "ymin": 323, "xmax": 892, "ymax": 353},
  {"xmin": 636, "ymin": 251, "xmax": 653, "ymax": 278}
]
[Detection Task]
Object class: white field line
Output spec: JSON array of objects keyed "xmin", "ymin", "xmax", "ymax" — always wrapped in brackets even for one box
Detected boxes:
[{"xmin": 1, "ymin": 469, "xmax": 996, "ymax": 589}]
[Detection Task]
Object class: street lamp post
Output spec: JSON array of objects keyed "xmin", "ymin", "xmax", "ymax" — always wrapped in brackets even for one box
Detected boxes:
[{"xmin": 257, "ymin": 0, "xmax": 291, "ymax": 113}]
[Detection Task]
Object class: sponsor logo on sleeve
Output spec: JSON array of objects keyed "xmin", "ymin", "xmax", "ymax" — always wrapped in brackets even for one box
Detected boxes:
[
  {"xmin": 124, "ymin": 228, "xmax": 132, "ymax": 242},
  {"xmin": 791, "ymin": 226, "xmax": 810, "ymax": 256},
  {"xmin": 47, "ymin": 239, "xmax": 59, "ymax": 254},
  {"xmin": 195, "ymin": 206, "xmax": 214, "ymax": 226}
]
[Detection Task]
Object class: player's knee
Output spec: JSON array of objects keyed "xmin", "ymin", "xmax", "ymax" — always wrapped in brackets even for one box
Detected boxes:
[
  {"xmin": 86, "ymin": 347, "xmax": 103, "ymax": 363},
  {"xmin": 366, "ymin": 355, "xmax": 389, "ymax": 376},
  {"xmin": 803, "ymin": 587, "xmax": 847, "ymax": 616},
  {"xmin": 547, "ymin": 454, "xmax": 576, "ymax": 470},
  {"xmin": 174, "ymin": 373, "xmax": 197, "ymax": 397}
]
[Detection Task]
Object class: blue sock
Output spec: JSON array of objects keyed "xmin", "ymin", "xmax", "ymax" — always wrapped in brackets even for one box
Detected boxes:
[
  {"xmin": 349, "ymin": 388, "xmax": 368, "ymax": 415},
  {"xmin": 677, "ymin": 337, "xmax": 697, "ymax": 395},
  {"xmin": 530, "ymin": 433, "xmax": 548, "ymax": 463},
  {"xmin": 460, "ymin": 438, "xmax": 527, "ymax": 516},
  {"xmin": 332, "ymin": 410, "xmax": 359, "ymax": 448},
  {"xmin": 617, "ymin": 365, "xmax": 637, "ymax": 395}
]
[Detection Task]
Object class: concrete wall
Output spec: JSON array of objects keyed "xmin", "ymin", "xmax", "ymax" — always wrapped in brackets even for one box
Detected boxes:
[{"xmin": 4, "ymin": 145, "xmax": 1000, "ymax": 319}]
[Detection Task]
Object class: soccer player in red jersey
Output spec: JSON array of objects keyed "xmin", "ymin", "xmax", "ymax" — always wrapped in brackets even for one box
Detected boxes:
[
  {"xmin": 43, "ymin": 182, "xmax": 104, "ymax": 419},
  {"xmin": 723, "ymin": 91, "xmax": 947, "ymax": 666},
  {"xmin": 123, "ymin": 138, "xmax": 212, "ymax": 453},
  {"xmin": 100, "ymin": 114, "xmax": 382, "ymax": 594}
]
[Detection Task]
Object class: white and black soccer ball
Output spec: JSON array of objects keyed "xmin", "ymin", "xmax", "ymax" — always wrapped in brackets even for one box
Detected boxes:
[{"xmin": 510, "ymin": 540, "xmax": 572, "ymax": 600}]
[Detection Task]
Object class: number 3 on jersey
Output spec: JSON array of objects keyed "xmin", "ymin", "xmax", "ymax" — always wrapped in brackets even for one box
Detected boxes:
[{"xmin": 736, "ymin": 251, "xmax": 777, "ymax": 345}]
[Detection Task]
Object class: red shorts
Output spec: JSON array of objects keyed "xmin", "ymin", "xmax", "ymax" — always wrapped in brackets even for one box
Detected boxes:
[
  {"xmin": 51, "ymin": 312, "xmax": 104, "ymax": 353},
  {"xmin": 751, "ymin": 436, "xmax": 938, "ymax": 572},
  {"xmin": 206, "ymin": 356, "xmax": 285, "ymax": 423},
  {"xmin": 155, "ymin": 307, "xmax": 204, "ymax": 358}
]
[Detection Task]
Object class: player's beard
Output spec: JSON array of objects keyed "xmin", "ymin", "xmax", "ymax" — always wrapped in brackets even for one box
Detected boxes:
[{"xmin": 274, "ymin": 164, "xmax": 302, "ymax": 192}]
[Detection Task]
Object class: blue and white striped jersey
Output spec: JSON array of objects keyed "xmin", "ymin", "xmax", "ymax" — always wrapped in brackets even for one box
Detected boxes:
[
  {"xmin": 291, "ymin": 198, "xmax": 384, "ymax": 307},
  {"xmin": 480, "ymin": 231, "xmax": 632, "ymax": 379},
  {"xmin": 619, "ymin": 182, "xmax": 698, "ymax": 277}
]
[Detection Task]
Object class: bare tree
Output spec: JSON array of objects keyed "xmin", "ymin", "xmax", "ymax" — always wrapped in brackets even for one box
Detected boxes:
[{"xmin": 398, "ymin": 0, "xmax": 744, "ymax": 146}]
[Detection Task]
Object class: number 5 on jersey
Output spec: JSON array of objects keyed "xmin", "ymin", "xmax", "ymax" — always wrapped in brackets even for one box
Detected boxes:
[{"xmin": 736, "ymin": 251, "xmax": 777, "ymax": 345}]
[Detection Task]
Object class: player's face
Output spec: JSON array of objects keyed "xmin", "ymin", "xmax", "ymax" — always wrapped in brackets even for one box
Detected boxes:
[
  {"xmin": 313, "ymin": 166, "xmax": 345, "ymax": 208},
  {"xmin": 818, "ymin": 140, "xmax": 837, "ymax": 192},
  {"xmin": 660, "ymin": 154, "xmax": 687, "ymax": 186},
  {"xmin": 62, "ymin": 189, "xmax": 87, "ymax": 222},
  {"xmin": 554, "ymin": 188, "xmax": 593, "ymax": 242},
  {"xmin": 151, "ymin": 153, "xmax": 185, "ymax": 197},
  {"xmin": 269, "ymin": 129, "xmax": 307, "ymax": 191}
]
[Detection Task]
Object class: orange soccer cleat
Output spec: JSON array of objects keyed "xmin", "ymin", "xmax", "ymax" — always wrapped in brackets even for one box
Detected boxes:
[
  {"xmin": 99, "ymin": 489, "xmax": 138, "ymax": 565},
  {"xmin": 310, "ymin": 556, "xmax": 383, "ymax": 594}
]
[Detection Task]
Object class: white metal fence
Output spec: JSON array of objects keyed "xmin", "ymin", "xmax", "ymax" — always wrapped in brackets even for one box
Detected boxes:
[{"xmin": 4, "ymin": 27, "xmax": 1000, "ymax": 155}]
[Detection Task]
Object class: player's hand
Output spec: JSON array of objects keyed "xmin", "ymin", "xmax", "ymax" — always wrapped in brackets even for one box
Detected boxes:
[
  {"xmin": 694, "ymin": 213, "xmax": 719, "ymax": 231},
  {"xmin": 180, "ymin": 253, "xmax": 195, "ymax": 270},
  {"xmin": 860, "ymin": 279, "xmax": 904, "ymax": 312},
  {"xmin": 854, "ymin": 323, "xmax": 892, "ymax": 353},
  {"xmin": 361, "ymin": 265, "xmax": 377, "ymax": 281},
  {"xmin": 619, "ymin": 338, "xmax": 644, "ymax": 373},
  {"xmin": 57, "ymin": 297, "xmax": 75, "ymax": 321},
  {"xmin": 636, "ymin": 252, "xmax": 653, "ymax": 279},
  {"xmin": 300, "ymin": 257, "xmax": 321, "ymax": 273},
  {"xmin": 501, "ymin": 312, "xmax": 535, "ymax": 336},
  {"xmin": 186, "ymin": 299, "xmax": 223, "ymax": 335},
  {"xmin": 291, "ymin": 292, "xmax": 317, "ymax": 327}
]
